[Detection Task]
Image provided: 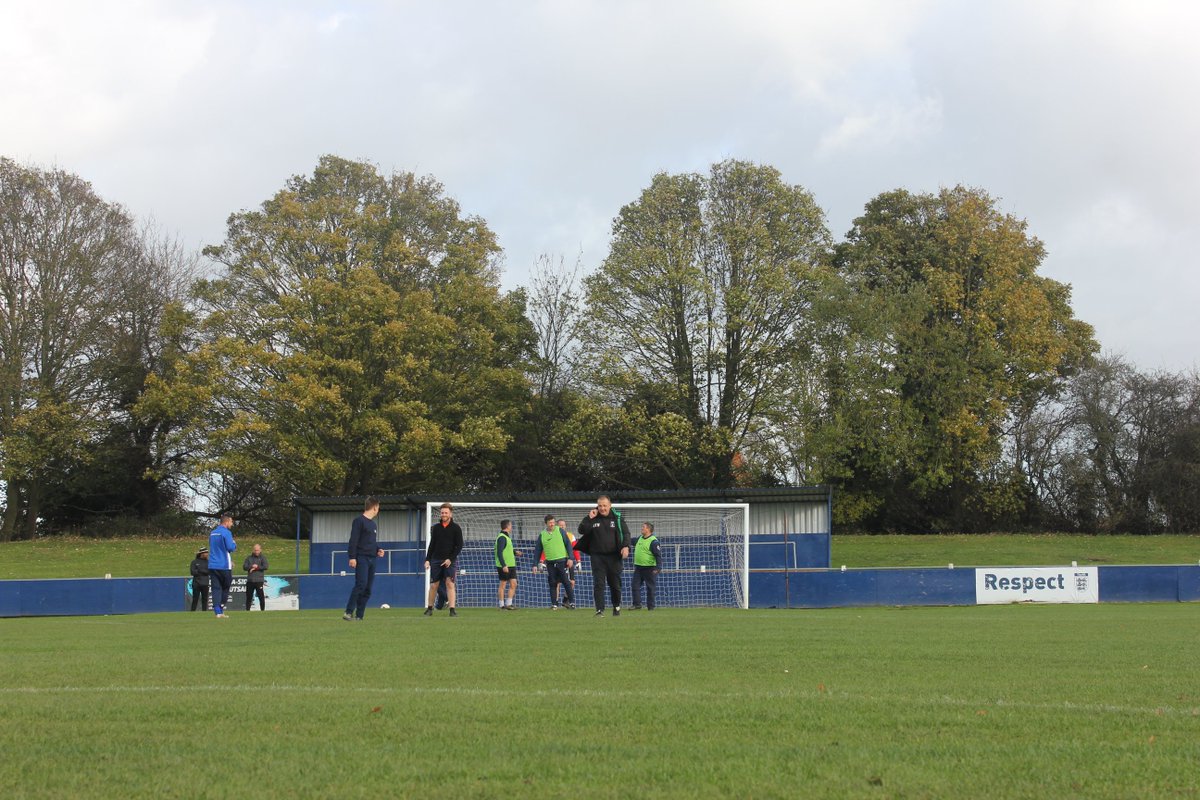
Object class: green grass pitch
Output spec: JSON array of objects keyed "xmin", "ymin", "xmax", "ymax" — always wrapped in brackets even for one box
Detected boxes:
[{"xmin": 2, "ymin": 605, "xmax": 1197, "ymax": 798}]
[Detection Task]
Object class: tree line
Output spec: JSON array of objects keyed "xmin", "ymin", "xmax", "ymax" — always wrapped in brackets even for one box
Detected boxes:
[{"xmin": 1, "ymin": 155, "xmax": 1196, "ymax": 540}]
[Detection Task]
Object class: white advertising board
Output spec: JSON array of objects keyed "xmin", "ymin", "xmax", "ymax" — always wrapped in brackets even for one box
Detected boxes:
[{"xmin": 975, "ymin": 567, "xmax": 1099, "ymax": 604}]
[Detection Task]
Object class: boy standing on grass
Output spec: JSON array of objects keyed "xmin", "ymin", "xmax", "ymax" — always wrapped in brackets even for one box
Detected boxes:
[
  {"xmin": 208, "ymin": 515, "xmax": 236, "ymax": 618},
  {"xmin": 424, "ymin": 503, "xmax": 463, "ymax": 617},
  {"xmin": 535, "ymin": 514, "xmax": 576, "ymax": 609},
  {"xmin": 495, "ymin": 519, "xmax": 520, "ymax": 610},
  {"xmin": 631, "ymin": 522, "xmax": 663, "ymax": 611}
]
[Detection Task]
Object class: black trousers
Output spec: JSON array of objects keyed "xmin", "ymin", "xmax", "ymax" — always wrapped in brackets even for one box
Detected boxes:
[
  {"xmin": 545, "ymin": 560, "xmax": 574, "ymax": 605},
  {"xmin": 190, "ymin": 585, "xmax": 209, "ymax": 611},
  {"xmin": 590, "ymin": 552, "xmax": 622, "ymax": 610},
  {"xmin": 632, "ymin": 566, "xmax": 658, "ymax": 609},
  {"xmin": 245, "ymin": 582, "xmax": 265, "ymax": 611}
]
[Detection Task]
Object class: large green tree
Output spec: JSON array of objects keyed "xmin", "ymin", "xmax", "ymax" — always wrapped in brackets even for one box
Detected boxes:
[
  {"xmin": 833, "ymin": 186, "xmax": 1097, "ymax": 530},
  {"xmin": 141, "ymin": 156, "xmax": 534, "ymax": 520},
  {"xmin": 579, "ymin": 160, "xmax": 832, "ymax": 488},
  {"xmin": 0, "ymin": 159, "xmax": 147, "ymax": 540},
  {"xmin": 39, "ymin": 228, "xmax": 199, "ymax": 530}
]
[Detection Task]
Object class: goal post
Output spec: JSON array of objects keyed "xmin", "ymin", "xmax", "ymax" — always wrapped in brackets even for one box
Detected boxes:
[{"xmin": 423, "ymin": 501, "xmax": 751, "ymax": 609}]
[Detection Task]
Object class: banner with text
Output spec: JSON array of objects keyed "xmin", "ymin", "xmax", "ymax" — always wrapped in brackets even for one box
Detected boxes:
[
  {"xmin": 975, "ymin": 567, "xmax": 1099, "ymax": 604},
  {"xmin": 186, "ymin": 575, "xmax": 301, "ymax": 611}
]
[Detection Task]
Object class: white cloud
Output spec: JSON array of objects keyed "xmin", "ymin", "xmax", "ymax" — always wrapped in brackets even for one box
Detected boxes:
[
  {"xmin": 0, "ymin": 0, "xmax": 1196, "ymax": 369},
  {"xmin": 0, "ymin": 1, "xmax": 215, "ymax": 156},
  {"xmin": 817, "ymin": 96, "xmax": 943, "ymax": 157}
]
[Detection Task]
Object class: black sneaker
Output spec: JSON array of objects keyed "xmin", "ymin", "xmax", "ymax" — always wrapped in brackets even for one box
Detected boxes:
[
  {"xmin": 449, "ymin": 608, "xmax": 458, "ymax": 617},
  {"xmin": 565, "ymin": 602, "xmax": 576, "ymax": 610},
  {"xmin": 631, "ymin": 605, "xmax": 642, "ymax": 610},
  {"xmin": 423, "ymin": 607, "xmax": 433, "ymax": 616},
  {"xmin": 613, "ymin": 607, "xmax": 621, "ymax": 617},
  {"xmin": 594, "ymin": 609, "xmax": 604, "ymax": 617}
]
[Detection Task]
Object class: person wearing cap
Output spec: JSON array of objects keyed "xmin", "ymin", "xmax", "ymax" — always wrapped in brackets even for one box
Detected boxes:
[{"xmin": 189, "ymin": 547, "xmax": 210, "ymax": 611}]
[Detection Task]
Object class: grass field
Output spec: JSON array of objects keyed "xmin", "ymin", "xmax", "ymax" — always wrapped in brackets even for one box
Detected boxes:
[
  {"xmin": 1, "ymin": 605, "xmax": 1197, "ymax": 799},
  {"xmin": 1, "ymin": 533, "xmax": 1197, "ymax": 580},
  {"xmin": 832, "ymin": 533, "xmax": 1200, "ymax": 569},
  {"xmin": 0, "ymin": 536, "xmax": 311, "ymax": 580}
]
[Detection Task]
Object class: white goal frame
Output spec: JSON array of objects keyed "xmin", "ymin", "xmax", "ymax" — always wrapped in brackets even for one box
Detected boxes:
[{"xmin": 423, "ymin": 501, "xmax": 751, "ymax": 609}]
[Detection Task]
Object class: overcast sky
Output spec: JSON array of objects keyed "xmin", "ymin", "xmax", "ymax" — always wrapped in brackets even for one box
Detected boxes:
[{"xmin": 3, "ymin": 0, "xmax": 1197, "ymax": 371}]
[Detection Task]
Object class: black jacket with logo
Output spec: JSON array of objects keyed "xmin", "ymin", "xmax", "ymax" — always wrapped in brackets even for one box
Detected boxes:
[{"xmin": 577, "ymin": 511, "xmax": 630, "ymax": 555}]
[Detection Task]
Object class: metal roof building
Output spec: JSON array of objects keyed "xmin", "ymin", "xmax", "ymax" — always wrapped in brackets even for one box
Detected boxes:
[{"xmin": 294, "ymin": 486, "xmax": 832, "ymax": 575}]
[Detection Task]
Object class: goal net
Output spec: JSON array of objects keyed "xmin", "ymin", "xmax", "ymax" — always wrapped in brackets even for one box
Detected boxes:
[{"xmin": 423, "ymin": 502, "xmax": 750, "ymax": 609}]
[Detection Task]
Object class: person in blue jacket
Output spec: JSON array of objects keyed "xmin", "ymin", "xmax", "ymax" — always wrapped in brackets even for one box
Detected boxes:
[{"xmin": 207, "ymin": 514, "xmax": 237, "ymax": 618}]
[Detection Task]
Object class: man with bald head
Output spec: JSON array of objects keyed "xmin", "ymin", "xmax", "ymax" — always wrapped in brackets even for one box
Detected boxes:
[{"xmin": 577, "ymin": 495, "xmax": 630, "ymax": 617}]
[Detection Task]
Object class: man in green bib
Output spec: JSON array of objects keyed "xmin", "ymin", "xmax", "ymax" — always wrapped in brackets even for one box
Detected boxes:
[
  {"xmin": 534, "ymin": 514, "xmax": 576, "ymax": 609},
  {"xmin": 495, "ymin": 519, "xmax": 520, "ymax": 610},
  {"xmin": 631, "ymin": 522, "xmax": 663, "ymax": 610}
]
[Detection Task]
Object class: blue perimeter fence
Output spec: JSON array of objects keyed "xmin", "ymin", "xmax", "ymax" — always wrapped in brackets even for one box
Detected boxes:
[{"xmin": 3, "ymin": 564, "xmax": 1199, "ymax": 617}]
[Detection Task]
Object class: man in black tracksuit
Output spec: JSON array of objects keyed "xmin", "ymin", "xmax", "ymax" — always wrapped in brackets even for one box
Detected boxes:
[
  {"xmin": 577, "ymin": 495, "xmax": 630, "ymax": 617},
  {"xmin": 424, "ymin": 503, "xmax": 464, "ymax": 616},
  {"xmin": 242, "ymin": 543, "xmax": 269, "ymax": 611}
]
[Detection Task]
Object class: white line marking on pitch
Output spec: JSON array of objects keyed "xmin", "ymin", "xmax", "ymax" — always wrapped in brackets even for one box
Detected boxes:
[{"xmin": 0, "ymin": 684, "xmax": 1195, "ymax": 718}]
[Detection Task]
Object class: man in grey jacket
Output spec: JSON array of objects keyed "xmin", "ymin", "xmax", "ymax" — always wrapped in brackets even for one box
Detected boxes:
[{"xmin": 243, "ymin": 543, "xmax": 269, "ymax": 611}]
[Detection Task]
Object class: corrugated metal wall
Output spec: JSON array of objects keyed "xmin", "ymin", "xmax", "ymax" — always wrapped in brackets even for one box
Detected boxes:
[
  {"xmin": 311, "ymin": 508, "xmax": 425, "ymax": 544},
  {"xmin": 748, "ymin": 502, "xmax": 830, "ymax": 536}
]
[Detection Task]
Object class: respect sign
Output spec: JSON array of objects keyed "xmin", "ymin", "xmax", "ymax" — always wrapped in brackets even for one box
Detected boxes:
[{"xmin": 975, "ymin": 567, "xmax": 1098, "ymax": 604}]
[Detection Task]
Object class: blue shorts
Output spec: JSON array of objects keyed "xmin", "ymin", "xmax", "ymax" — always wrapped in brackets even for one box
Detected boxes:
[{"xmin": 430, "ymin": 561, "xmax": 457, "ymax": 584}]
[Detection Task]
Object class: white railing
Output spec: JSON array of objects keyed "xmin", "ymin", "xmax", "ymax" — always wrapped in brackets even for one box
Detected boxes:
[{"xmin": 328, "ymin": 547, "xmax": 426, "ymax": 575}]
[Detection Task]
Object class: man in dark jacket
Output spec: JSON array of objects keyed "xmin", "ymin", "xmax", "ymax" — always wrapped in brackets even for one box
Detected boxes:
[
  {"xmin": 343, "ymin": 497, "xmax": 384, "ymax": 621},
  {"xmin": 424, "ymin": 502, "xmax": 464, "ymax": 617},
  {"xmin": 577, "ymin": 495, "xmax": 630, "ymax": 617},
  {"xmin": 189, "ymin": 548, "xmax": 210, "ymax": 611},
  {"xmin": 243, "ymin": 543, "xmax": 269, "ymax": 611}
]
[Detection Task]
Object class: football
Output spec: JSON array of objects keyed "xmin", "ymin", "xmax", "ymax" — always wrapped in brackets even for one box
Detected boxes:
[{"xmin": 380, "ymin": 603, "xmax": 390, "ymax": 609}]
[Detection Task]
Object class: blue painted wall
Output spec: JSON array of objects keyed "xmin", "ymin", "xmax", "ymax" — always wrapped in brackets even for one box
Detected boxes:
[
  {"xmin": 310, "ymin": 542, "xmax": 426, "ymax": 575},
  {"xmin": 1097, "ymin": 565, "xmax": 1194, "ymax": 603},
  {"xmin": 0, "ymin": 577, "xmax": 184, "ymax": 617},
  {"xmin": 744, "ymin": 565, "xmax": 1200, "ymax": 608}
]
